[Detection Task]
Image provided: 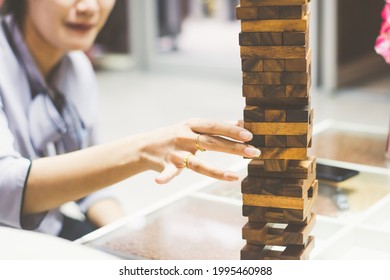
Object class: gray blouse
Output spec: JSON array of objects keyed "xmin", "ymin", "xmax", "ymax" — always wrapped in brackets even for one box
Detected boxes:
[{"xmin": 0, "ymin": 15, "xmax": 112, "ymax": 236}]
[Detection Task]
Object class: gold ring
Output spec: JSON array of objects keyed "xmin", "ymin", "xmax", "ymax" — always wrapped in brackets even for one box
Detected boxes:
[
  {"xmin": 196, "ymin": 134, "xmax": 206, "ymax": 152},
  {"xmin": 183, "ymin": 153, "xmax": 194, "ymax": 168}
]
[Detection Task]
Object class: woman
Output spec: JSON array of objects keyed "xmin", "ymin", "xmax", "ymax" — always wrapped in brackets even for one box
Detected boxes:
[{"xmin": 0, "ymin": 0, "xmax": 260, "ymax": 241}]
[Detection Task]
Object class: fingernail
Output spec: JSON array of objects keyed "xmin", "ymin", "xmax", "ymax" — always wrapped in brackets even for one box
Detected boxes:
[
  {"xmin": 224, "ymin": 172, "xmax": 239, "ymax": 181},
  {"xmin": 245, "ymin": 147, "xmax": 261, "ymax": 157},
  {"xmin": 239, "ymin": 130, "xmax": 253, "ymax": 141}
]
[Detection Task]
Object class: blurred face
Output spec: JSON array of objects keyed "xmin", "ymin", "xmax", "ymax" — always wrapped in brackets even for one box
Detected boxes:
[{"xmin": 25, "ymin": 0, "xmax": 116, "ymax": 52}]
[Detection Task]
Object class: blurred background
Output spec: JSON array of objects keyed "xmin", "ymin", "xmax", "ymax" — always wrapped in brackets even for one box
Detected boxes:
[{"xmin": 80, "ymin": 0, "xmax": 390, "ymax": 215}]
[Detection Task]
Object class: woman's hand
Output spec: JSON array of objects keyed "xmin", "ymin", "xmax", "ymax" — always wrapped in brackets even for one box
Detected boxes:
[{"xmin": 141, "ymin": 118, "xmax": 261, "ymax": 184}]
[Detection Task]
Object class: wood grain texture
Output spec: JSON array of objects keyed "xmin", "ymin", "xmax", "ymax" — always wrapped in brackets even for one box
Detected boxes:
[
  {"xmin": 283, "ymin": 31, "xmax": 307, "ymax": 45},
  {"xmin": 241, "ymin": 16, "xmax": 308, "ymax": 33},
  {"xmin": 243, "ymin": 180, "xmax": 317, "ymax": 210},
  {"xmin": 241, "ymin": 45, "xmax": 307, "ymax": 59},
  {"xmin": 280, "ymin": 4, "xmax": 308, "ymax": 19},
  {"xmin": 242, "ymin": 214, "xmax": 316, "ymax": 246},
  {"xmin": 243, "ymin": 72, "xmax": 309, "ymax": 85},
  {"xmin": 240, "ymin": 0, "xmax": 308, "ymax": 8},
  {"xmin": 243, "ymin": 84, "xmax": 310, "ymax": 97},
  {"xmin": 257, "ymin": 147, "xmax": 307, "ymax": 159},
  {"xmin": 264, "ymin": 159, "xmax": 289, "ymax": 171},
  {"xmin": 242, "ymin": 59, "xmax": 264, "ymax": 71},
  {"xmin": 241, "ymin": 236, "xmax": 314, "ymax": 260},
  {"xmin": 242, "ymin": 171, "xmax": 316, "ymax": 197},
  {"xmin": 265, "ymin": 135, "xmax": 287, "ymax": 147},
  {"xmin": 237, "ymin": 6, "xmax": 279, "ymax": 20},
  {"xmin": 246, "ymin": 96, "xmax": 310, "ymax": 106},
  {"xmin": 248, "ymin": 156, "xmax": 316, "ymax": 178},
  {"xmin": 286, "ymin": 125, "xmax": 312, "ymax": 147},
  {"xmin": 244, "ymin": 206, "xmax": 313, "ymax": 224},
  {"xmin": 236, "ymin": 5, "xmax": 308, "ymax": 20},
  {"xmin": 244, "ymin": 122, "xmax": 308, "ymax": 135},
  {"xmin": 239, "ymin": 31, "xmax": 308, "ymax": 46},
  {"xmin": 265, "ymin": 109, "xmax": 287, "ymax": 121},
  {"xmin": 244, "ymin": 105, "xmax": 312, "ymax": 124},
  {"xmin": 264, "ymin": 59, "xmax": 285, "ymax": 71}
]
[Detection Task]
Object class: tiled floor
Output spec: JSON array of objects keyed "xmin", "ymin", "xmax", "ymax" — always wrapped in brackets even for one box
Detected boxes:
[{"xmin": 93, "ymin": 68, "xmax": 390, "ymax": 215}]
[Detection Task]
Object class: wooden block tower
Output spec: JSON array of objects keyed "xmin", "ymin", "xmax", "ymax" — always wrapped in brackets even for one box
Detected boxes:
[{"xmin": 237, "ymin": 0, "xmax": 317, "ymax": 260}]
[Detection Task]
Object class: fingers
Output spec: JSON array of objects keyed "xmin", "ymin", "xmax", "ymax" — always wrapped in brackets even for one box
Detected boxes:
[
  {"xmin": 198, "ymin": 134, "xmax": 261, "ymax": 157},
  {"xmin": 155, "ymin": 163, "xmax": 182, "ymax": 184},
  {"xmin": 155, "ymin": 153, "xmax": 240, "ymax": 184},
  {"xmin": 188, "ymin": 119, "xmax": 253, "ymax": 143},
  {"xmin": 185, "ymin": 154, "xmax": 239, "ymax": 181}
]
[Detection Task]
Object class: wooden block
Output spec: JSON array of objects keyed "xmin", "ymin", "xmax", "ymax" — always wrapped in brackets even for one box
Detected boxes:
[
  {"xmin": 241, "ymin": 16, "xmax": 308, "ymax": 33},
  {"xmin": 283, "ymin": 31, "xmax": 307, "ymax": 46},
  {"xmin": 239, "ymin": 32, "xmax": 283, "ymax": 46},
  {"xmin": 241, "ymin": 59, "xmax": 310, "ymax": 73},
  {"xmin": 242, "ymin": 180, "xmax": 318, "ymax": 224},
  {"xmin": 244, "ymin": 122, "xmax": 308, "ymax": 135},
  {"xmin": 248, "ymin": 156, "xmax": 316, "ymax": 178},
  {"xmin": 264, "ymin": 159, "xmax": 289, "ymax": 171},
  {"xmin": 286, "ymin": 126, "xmax": 312, "ymax": 147},
  {"xmin": 243, "ymin": 85, "xmax": 284, "ymax": 97},
  {"xmin": 285, "ymin": 59, "xmax": 310, "ymax": 72},
  {"xmin": 244, "ymin": 106, "xmax": 312, "ymax": 125},
  {"xmin": 285, "ymin": 84, "xmax": 310, "ymax": 98},
  {"xmin": 241, "ymin": 46, "xmax": 307, "ymax": 59},
  {"xmin": 265, "ymin": 135, "xmax": 287, "ymax": 147},
  {"xmin": 236, "ymin": 5, "xmax": 308, "ymax": 20},
  {"xmin": 246, "ymin": 96, "xmax": 310, "ymax": 106},
  {"xmin": 240, "ymin": 244, "xmax": 267, "ymax": 260},
  {"xmin": 237, "ymin": 6, "xmax": 279, "ymax": 20},
  {"xmin": 265, "ymin": 109, "xmax": 286, "ymax": 121},
  {"xmin": 280, "ymin": 236, "xmax": 315, "ymax": 260},
  {"xmin": 243, "ymin": 72, "xmax": 308, "ymax": 85},
  {"xmin": 280, "ymin": 4, "xmax": 309, "ymax": 19},
  {"xmin": 244, "ymin": 206, "xmax": 312, "ymax": 224},
  {"xmin": 241, "ymin": 236, "xmax": 315, "ymax": 260},
  {"xmin": 242, "ymin": 59, "xmax": 264, "ymax": 71},
  {"xmin": 242, "ymin": 173, "xmax": 315, "ymax": 197},
  {"xmin": 244, "ymin": 105, "xmax": 265, "ymax": 122},
  {"xmin": 243, "ymin": 192, "xmax": 305, "ymax": 209},
  {"xmin": 240, "ymin": 0, "xmax": 308, "ymax": 7},
  {"xmin": 253, "ymin": 147, "xmax": 306, "ymax": 160},
  {"xmin": 286, "ymin": 106, "xmax": 312, "ymax": 122},
  {"xmin": 248, "ymin": 135, "xmax": 265, "ymax": 147},
  {"xmin": 270, "ymin": 106, "xmax": 311, "ymax": 123},
  {"xmin": 243, "ymin": 214, "xmax": 316, "ymax": 246},
  {"xmin": 283, "ymin": 214, "xmax": 316, "ymax": 245},
  {"xmin": 242, "ymin": 180, "xmax": 317, "ymax": 210},
  {"xmin": 263, "ymin": 59, "xmax": 285, "ymax": 71},
  {"xmin": 240, "ymin": 31, "xmax": 308, "ymax": 46},
  {"xmin": 243, "ymin": 84, "xmax": 310, "ymax": 98},
  {"xmin": 263, "ymin": 85, "xmax": 287, "ymax": 97}
]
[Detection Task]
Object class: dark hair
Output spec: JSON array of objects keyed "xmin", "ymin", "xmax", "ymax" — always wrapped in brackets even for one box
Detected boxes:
[{"xmin": 1, "ymin": 0, "xmax": 26, "ymax": 26}]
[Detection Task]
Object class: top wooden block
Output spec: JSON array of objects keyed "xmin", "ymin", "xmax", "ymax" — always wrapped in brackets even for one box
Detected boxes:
[{"xmin": 241, "ymin": 0, "xmax": 308, "ymax": 6}]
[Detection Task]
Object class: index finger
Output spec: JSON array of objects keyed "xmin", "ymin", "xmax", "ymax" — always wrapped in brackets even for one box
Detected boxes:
[{"xmin": 187, "ymin": 118, "xmax": 253, "ymax": 142}]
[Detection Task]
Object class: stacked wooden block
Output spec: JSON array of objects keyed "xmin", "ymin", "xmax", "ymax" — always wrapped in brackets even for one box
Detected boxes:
[{"xmin": 237, "ymin": 0, "xmax": 317, "ymax": 260}]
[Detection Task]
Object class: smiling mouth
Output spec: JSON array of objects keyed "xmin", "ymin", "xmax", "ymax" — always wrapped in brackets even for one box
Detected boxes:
[{"xmin": 65, "ymin": 23, "xmax": 95, "ymax": 33}]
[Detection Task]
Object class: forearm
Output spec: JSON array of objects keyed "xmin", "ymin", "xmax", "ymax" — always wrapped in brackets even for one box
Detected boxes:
[
  {"xmin": 23, "ymin": 134, "xmax": 150, "ymax": 215},
  {"xmin": 86, "ymin": 198, "xmax": 126, "ymax": 228}
]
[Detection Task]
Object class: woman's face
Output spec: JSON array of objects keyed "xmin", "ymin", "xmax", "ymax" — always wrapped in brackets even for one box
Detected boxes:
[{"xmin": 25, "ymin": 0, "xmax": 116, "ymax": 52}]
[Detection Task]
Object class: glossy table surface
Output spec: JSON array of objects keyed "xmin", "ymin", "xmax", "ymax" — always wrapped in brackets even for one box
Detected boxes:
[{"xmin": 79, "ymin": 121, "xmax": 390, "ymax": 260}]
